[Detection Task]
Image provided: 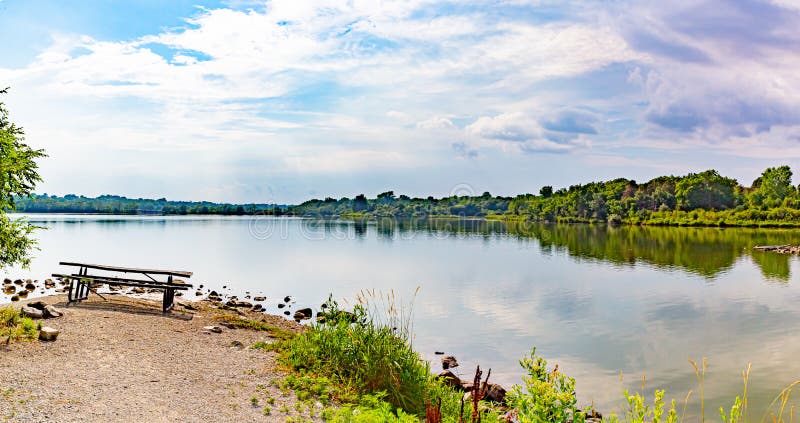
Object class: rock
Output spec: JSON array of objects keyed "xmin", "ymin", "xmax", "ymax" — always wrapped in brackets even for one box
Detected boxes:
[
  {"xmin": 284, "ymin": 296, "xmax": 291, "ymax": 303},
  {"xmin": 39, "ymin": 327, "xmax": 60, "ymax": 342},
  {"xmin": 13, "ymin": 279, "xmax": 23, "ymax": 285},
  {"xmin": 199, "ymin": 284, "xmax": 203, "ymax": 289},
  {"xmin": 131, "ymin": 287, "xmax": 146, "ymax": 294},
  {"xmin": 277, "ymin": 303, "xmax": 285, "ymax": 309},
  {"xmin": 225, "ymin": 300, "xmax": 252, "ymax": 308},
  {"xmin": 21, "ymin": 306, "xmax": 44, "ymax": 319},
  {"xmin": 442, "ymin": 355, "xmax": 459, "ymax": 370},
  {"xmin": 10, "ymin": 295, "xmax": 19, "ymax": 302},
  {"xmin": 219, "ymin": 322, "xmax": 235, "ymax": 329},
  {"xmin": 293, "ymin": 308, "xmax": 313, "ymax": 320},
  {"xmin": 483, "ymin": 384, "xmax": 507, "ymax": 404},
  {"xmin": 434, "ymin": 351, "xmax": 444, "ymax": 355},
  {"xmin": 252, "ymin": 304, "xmax": 263, "ymax": 312},
  {"xmin": 195, "ymin": 291, "xmax": 203, "ymax": 296},
  {"xmin": 584, "ymin": 409, "xmax": 603, "ymax": 420},
  {"xmin": 16, "ymin": 290, "xmax": 28, "ymax": 298},
  {"xmin": 28, "ymin": 301, "xmax": 47, "ymax": 309},
  {"xmin": 44, "ymin": 279, "xmax": 55, "ymax": 287},
  {"xmin": 3, "ymin": 285, "xmax": 15, "ymax": 294},
  {"xmin": 230, "ymin": 340, "xmax": 244, "ymax": 349},
  {"xmin": 438, "ymin": 370, "xmax": 463, "ymax": 389},
  {"xmin": 209, "ymin": 290, "xmax": 219, "ymax": 297},
  {"xmin": 283, "ymin": 310, "xmax": 290, "ymax": 316},
  {"xmin": 24, "ymin": 283, "xmax": 36, "ymax": 291},
  {"xmin": 44, "ymin": 305, "xmax": 63, "ymax": 318},
  {"xmin": 253, "ymin": 296, "xmax": 266, "ymax": 302},
  {"xmin": 180, "ymin": 302, "xmax": 198, "ymax": 311},
  {"xmin": 203, "ymin": 325, "xmax": 222, "ymax": 333}
]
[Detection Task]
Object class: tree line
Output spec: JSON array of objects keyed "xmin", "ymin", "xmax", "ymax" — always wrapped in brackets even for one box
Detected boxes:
[
  {"xmin": 291, "ymin": 166, "xmax": 800, "ymax": 227},
  {"xmin": 12, "ymin": 194, "xmax": 287, "ymax": 216}
]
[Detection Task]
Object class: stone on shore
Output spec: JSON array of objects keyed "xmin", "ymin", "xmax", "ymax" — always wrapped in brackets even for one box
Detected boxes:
[
  {"xmin": 483, "ymin": 383, "xmax": 507, "ymax": 404},
  {"xmin": 442, "ymin": 355, "xmax": 459, "ymax": 369},
  {"xmin": 44, "ymin": 305, "xmax": 63, "ymax": 318},
  {"xmin": 293, "ymin": 308, "xmax": 312, "ymax": 321},
  {"xmin": 22, "ymin": 306, "xmax": 44, "ymax": 319},
  {"xmin": 437, "ymin": 370, "xmax": 462, "ymax": 389},
  {"xmin": 39, "ymin": 327, "xmax": 60, "ymax": 341},
  {"xmin": 203, "ymin": 325, "xmax": 222, "ymax": 333},
  {"xmin": 253, "ymin": 296, "xmax": 266, "ymax": 302}
]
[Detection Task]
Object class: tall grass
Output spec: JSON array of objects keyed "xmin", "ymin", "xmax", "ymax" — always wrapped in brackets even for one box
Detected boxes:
[
  {"xmin": 276, "ymin": 290, "xmax": 487, "ymax": 419},
  {"xmin": 606, "ymin": 359, "xmax": 800, "ymax": 423}
]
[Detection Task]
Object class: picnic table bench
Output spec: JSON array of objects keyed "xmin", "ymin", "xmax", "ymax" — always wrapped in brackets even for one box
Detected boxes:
[{"xmin": 52, "ymin": 262, "xmax": 193, "ymax": 313}]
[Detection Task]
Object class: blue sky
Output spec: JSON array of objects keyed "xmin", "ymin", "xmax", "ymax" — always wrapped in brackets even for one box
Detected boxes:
[{"xmin": 2, "ymin": 0, "xmax": 800, "ymax": 203}]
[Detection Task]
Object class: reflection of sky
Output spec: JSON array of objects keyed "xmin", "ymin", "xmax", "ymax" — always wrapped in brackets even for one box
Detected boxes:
[{"xmin": 3, "ymin": 215, "xmax": 800, "ymax": 416}]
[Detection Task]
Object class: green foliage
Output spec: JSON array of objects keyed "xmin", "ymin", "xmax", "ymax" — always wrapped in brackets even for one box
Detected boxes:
[
  {"xmin": 604, "ymin": 390, "xmax": 678, "ymax": 423},
  {"xmin": 675, "ymin": 170, "xmax": 738, "ymax": 210},
  {"xmin": 276, "ymin": 297, "xmax": 434, "ymax": 415},
  {"xmin": 273, "ymin": 293, "xmax": 500, "ymax": 421},
  {"xmin": 751, "ymin": 165, "xmax": 793, "ymax": 207},
  {"xmin": 0, "ymin": 306, "xmax": 40, "ymax": 342},
  {"xmin": 719, "ymin": 395, "xmax": 742, "ymax": 423},
  {"xmin": 292, "ymin": 192, "xmax": 511, "ymax": 218},
  {"xmin": 321, "ymin": 393, "xmax": 419, "ymax": 423},
  {"xmin": 13, "ymin": 193, "xmax": 284, "ymax": 215},
  {"xmin": 0, "ymin": 88, "xmax": 45, "ymax": 269},
  {"xmin": 506, "ymin": 347, "xmax": 586, "ymax": 423}
]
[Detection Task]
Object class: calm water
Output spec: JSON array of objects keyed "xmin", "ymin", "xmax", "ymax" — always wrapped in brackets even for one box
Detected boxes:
[{"xmin": 3, "ymin": 214, "xmax": 800, "ymax": 415}]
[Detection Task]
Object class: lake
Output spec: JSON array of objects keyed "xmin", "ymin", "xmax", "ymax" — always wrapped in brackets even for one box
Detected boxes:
[{"xmin": 3, "ymin": 214, "xmax": 800, "ymax": 416}]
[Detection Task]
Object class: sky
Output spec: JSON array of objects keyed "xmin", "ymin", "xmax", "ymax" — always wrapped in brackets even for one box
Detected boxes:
[{"xmin": 2, "ymin": 0, "xmax": 800, "ymax": 204}]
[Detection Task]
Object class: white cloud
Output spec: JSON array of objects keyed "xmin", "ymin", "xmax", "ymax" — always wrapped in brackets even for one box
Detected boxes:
[{"xmin": 416, "ymin": 116, "xmax": 455, "ymax": 130}]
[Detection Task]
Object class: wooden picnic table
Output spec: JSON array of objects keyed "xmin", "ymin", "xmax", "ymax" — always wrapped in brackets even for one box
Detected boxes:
[{"xmin": 52, "ymin": 262, "xmax": 193, "ymax": 313}]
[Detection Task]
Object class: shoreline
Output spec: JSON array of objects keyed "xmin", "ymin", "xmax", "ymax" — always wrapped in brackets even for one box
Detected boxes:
[
  {"xmin": 1, "ymin": 294, "xmax": 309, "ymax": 422},
  {"xmin": 13, "ymin": 211, "xmax": 800, "ymax": 229}
]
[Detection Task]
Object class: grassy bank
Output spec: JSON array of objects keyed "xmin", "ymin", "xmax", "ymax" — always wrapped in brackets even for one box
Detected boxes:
[{"xmin": 259, "ymin": 293, "xmax": 800, "ymax": 423}]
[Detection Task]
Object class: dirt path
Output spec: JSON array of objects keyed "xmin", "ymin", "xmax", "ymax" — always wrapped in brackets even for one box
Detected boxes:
[{"xmin": 0, "ymin": 295, "xmax": 316, "ymax": 422}]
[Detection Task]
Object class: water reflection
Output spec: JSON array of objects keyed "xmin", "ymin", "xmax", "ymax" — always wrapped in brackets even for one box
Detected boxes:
[
  {"xmin": 322, "ymin": 218, "xmax": 799, "ymax": 280},
  {"xmin": 4, "ymin": 215, "xmax": 800, "ymax": 416}
]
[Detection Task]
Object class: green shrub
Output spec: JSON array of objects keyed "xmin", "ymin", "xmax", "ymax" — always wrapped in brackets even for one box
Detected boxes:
[
  {"xmin": 506, "ymin": 347, "xmax": 587, "ymax": 423},
  {"xmin": 0, "ymin": 306, "xmax": 39, "ymax": 342}
]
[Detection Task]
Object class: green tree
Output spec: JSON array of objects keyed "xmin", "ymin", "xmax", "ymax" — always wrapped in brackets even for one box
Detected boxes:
[
  {"xmin": 540, "ymin": 186, "xmax": 553, "ymax": 198},
  {"xmin": 675, "ymin": 170, "xmax": 738, "ymax": 210},
  {"xmin": 754, "ymin": 165, "xmax": 792, "ymax": 205},
  {"xmin": 0, "ymin": 88, "xmax": 46, "ymax": 268}
]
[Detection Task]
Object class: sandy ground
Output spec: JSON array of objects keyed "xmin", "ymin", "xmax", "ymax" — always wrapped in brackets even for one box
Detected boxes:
[{"xmin": 0, "ymin": 294, "xmax": 319, "ymax": 422}]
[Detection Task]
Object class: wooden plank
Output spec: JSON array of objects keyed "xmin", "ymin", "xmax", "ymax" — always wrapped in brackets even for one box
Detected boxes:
[
  {"xmin": 64, "ymin": 273, "xmax": 191, "ymax": 287},
  {"xmin": 52, "ymin": 274, "xmax": 191, "ymax": 290},
  {"xmin": 58, "ymin": 262, "xmax": 193, "ymax": 278}
]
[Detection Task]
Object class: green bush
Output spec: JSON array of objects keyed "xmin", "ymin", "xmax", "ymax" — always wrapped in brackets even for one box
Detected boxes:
[
  {"xmin": 506, "ymin": 347, "xmax": 587, "ymax": 423},
  {"xmin": 0, "ymin": 306, "xmax": 39, "ymax": 342}
]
